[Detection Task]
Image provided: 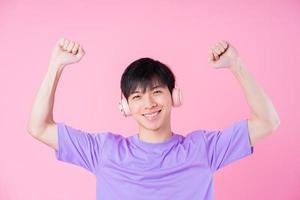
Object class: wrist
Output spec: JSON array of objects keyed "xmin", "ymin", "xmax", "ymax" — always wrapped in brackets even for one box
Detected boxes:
[
  {"xmin": 229, "ymin": 57, "xmax": 244, "ymax": 73},
  {"xmin": 49, "ymin": 60, "xmax": 65, "ymax": 70}
]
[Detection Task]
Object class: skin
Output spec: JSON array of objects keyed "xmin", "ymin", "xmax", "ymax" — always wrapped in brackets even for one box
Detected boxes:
[
  {"xmin": 27, "ymin": 37, "xmax": 280, "ymax": 150},
  {"xmin": 209, "ymin": 40, "xmax": 280, "ymax": 146},
  {"xmin": 27, "ymin": 38, "xmax": 85, "ymax": 150},
  {"xmin": 127, "ymin": 84, "xmax": 174, "ymax": 143},
  {"xmin": 127, "ymin": 40, "xmax": 280, "ymax": 145}
]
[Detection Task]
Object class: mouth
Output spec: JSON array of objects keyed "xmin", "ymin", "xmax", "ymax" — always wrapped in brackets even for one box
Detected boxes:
[{"xmin": 142, "ymin": 109, "xmax": 162, "ymax": 120}]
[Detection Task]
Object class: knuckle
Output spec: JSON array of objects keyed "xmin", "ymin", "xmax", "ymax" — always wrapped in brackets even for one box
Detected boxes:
[
  {"xmin": 68, "ymin": 42, "xmax": 74, "ymax": 49},
  {"xmin": 72, "ymin": 47, "xmax": 78, "ymax": 53}
]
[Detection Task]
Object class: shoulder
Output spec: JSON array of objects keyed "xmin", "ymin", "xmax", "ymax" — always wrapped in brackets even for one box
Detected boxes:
[
  {"xmin": 179, "ymin": 129, "xmax": 208, "ymax": 144},
  {"xmin": 98, "ymin": 131, "xmax": 129, "ymax": 145},
  {"xmin": 57, "ymin": 122, "xmax": 125, "ymax": 143}
]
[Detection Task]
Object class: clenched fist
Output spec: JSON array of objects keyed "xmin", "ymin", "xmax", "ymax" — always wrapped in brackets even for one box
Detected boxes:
[
  {"xmin": 50, "ymin": 37, "xmax": 85, "ymax": 66},
  {"xmin": 208, "ymin": 40, "xmax": 241, "ymax": 69}
]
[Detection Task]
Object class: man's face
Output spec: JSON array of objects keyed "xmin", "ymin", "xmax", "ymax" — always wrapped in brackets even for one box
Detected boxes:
[{"xmin": 127, "ymin": 84, "xmax": 173, "ymax": 133}]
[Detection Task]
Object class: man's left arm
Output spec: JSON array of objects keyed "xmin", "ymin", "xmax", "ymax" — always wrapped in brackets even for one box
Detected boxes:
[{"xmin": 208, "ymin": 40, "xmax": 281, "ymax": 146}]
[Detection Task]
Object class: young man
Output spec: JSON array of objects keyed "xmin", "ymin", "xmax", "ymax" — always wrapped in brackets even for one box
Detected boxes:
[{"xmin": 27, "ymin": 38, "xmax": 280, "ymax": 200}]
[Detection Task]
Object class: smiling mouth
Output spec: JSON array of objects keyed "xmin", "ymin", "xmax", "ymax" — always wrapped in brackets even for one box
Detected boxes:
[{"xmin": 143, "ymin": 110, "xmax": 162, "ymax": 119}]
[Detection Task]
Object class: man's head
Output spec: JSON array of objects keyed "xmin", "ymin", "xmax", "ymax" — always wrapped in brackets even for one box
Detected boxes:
[
  {"xmin": 120, "ymin": 57, "xmax": 176, "ymax": 133},
  {"xmin": 121, "ymin": 57, "xmax": 175, "ymax": 101}
]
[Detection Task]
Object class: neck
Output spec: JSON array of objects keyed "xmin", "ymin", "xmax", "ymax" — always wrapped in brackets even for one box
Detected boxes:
[{"xmin": 138, "ymin": 123, "xmax": 172, "ymax": 144}]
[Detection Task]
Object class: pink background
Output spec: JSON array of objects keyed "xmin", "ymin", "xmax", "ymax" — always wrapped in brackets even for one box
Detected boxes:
[{"xmin": 0, "ymin": 0, "xmax": 299, "ymax": 199}]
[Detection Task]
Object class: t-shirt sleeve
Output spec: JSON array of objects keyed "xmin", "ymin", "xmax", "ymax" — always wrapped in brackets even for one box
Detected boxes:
[
  {"xmin": 54, "ymin": 122, "xmax": 108, "ymax": 175},
  {"xmin": 203, "ymin": 118, "xmax": 254, "ymax": 172}
]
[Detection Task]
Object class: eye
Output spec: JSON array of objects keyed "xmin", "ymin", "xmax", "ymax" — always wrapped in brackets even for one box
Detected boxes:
[
  {"xmin": 154, "ymin": 90, "xmax": 162, "ymax": 94},
  {"xmin": 132, "ymin": 95, "xmax": 140, "ymax": 100}
]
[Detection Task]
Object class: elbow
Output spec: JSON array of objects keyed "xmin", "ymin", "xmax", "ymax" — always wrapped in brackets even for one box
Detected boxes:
[
  {"xmin": 268, "ymin": 117, "xmax": 280, "ymax": 132},
  {"xmin": 27, "ymin": 121, "xmax": 37, "ymax": 136},
  {"xmin": 27, "ymin": 118, "xmax": 55, "ymax": 136},
  {"xmin": 27, "ymin": 122, "xmax": 34, "ymax": 135},
  {"xmin": 27, "ymin": 125, "xmax": 45, "ymax": 138},
  {"xmin": 27, "ymin": 126, "xmax": 39, "ymax": 137}
]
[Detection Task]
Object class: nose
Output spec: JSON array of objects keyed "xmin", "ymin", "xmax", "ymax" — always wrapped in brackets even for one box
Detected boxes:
[{"xmin": 144, "ymin": 94, "xmax": 157, "ymax": 109}]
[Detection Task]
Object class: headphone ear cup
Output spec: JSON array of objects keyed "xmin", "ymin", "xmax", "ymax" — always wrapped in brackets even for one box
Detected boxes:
[
  {"xmin": 119, "ymin": 98, "xmax": 131, "ymax": 116},
  {"xmin": 172, "ymin": 87, "xmax": 183, "ymax": 107}
]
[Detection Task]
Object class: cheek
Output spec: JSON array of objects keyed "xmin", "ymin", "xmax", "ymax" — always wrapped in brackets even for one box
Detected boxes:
[
  {"xmin": 159, "ymin": 95, "xmax": 172, "ymax": 106},
  {"xmin": 129, "ymin": 102, "xmax": 142, "ymax": 114}
]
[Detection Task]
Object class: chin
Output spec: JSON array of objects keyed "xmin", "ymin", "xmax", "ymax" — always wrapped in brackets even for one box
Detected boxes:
[
  {"xmin": 139, "ymin": 120, "xmax": 161, "ymax": 130},
  {"xmin": 136, "ymin": 119, "xmax": 163, "ymax": 132}
]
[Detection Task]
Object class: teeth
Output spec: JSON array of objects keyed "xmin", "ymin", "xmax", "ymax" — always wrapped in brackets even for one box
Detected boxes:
[
  {"xmin": 143, "ymin": 110, "xmax": 161, "ymax": 119},
  {"xmin": 145, "ymin": 112, "xmax": 159, "ymax": 117}
]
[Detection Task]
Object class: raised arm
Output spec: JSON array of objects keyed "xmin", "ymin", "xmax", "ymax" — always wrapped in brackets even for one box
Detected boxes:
[
  {"xmin": 208, "ymin": 40, "xmax": 280, "ymax": 146},
  {"xmin": 27, "ymin": 38, "xmax": 85, "ymax": 150}
]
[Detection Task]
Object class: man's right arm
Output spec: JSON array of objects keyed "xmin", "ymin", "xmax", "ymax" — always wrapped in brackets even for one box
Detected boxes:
[
  {"xmin": 27, "ymin": 62, "xmax": 64, "ymax": 150},
  {"xmin": 27, "ymin": 38, "xmax": 85, "ymax": 151}
]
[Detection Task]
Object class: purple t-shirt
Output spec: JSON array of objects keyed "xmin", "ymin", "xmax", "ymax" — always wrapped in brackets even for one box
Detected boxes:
[{"xmin": 55, "ymin": 119, "xmax": 254, "ymax": 200}]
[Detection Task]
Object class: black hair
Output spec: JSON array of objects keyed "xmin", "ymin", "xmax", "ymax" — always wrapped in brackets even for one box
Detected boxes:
[{"xmin": 120, "ymin": 57, "xmax": 175, "ymax": 101}]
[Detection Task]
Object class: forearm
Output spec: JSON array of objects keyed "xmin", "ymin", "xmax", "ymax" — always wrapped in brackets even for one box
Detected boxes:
[
  {"xmin": 27, "ymin": 61, "xmax": 64, "ymax": 134},
  {"xmin": 229, "ymin": 58, "xmax": 280, "ymax": 125}
]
